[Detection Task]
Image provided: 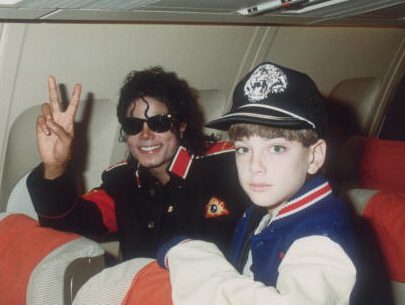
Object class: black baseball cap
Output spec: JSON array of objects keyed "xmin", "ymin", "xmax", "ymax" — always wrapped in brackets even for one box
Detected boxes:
[{"xmin": 206, "ymin": 62, "xmax": 327, "ymax": 137}]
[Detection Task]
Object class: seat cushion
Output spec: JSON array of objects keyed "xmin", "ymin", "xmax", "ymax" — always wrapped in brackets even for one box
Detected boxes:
[
  {"xmin": 121, "ymin": 261, "xmax": 172, "ymax": 305},
  {"xmin": 360, "ymin": 138, "xmax": 405, "ymax": 193},
  {"xmin": 363, "ymin": 191, "xmax": 405, "ymax": 282}
]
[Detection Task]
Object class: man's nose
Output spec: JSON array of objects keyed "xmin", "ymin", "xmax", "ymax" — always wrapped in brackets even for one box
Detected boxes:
[{"xmin": 139, "ymin": 122, "xmax": 154, "ymax": 138}]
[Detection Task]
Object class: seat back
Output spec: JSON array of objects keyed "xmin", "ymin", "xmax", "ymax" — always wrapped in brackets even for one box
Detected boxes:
[
  {"xmin": 339, "ymin": 136, "xmax": 405, "ymax": 305},
  {"xmin": 0, "ymin": 99, "xmax": 119, "ymax": 214},
  {"xmin": 336, "ymin": 136, "xmax": 405, "ymax": 192},
  {"xmin": 328, "ymin": 77, "xmax": 380, "ymax": 136},
  {"xmin": 347, "ymin": 189, "xmax": 405, "ymax": 305},
  {"xmin": 5, "ymin": 172, "xmax": 37, "ymax": 219},
  {"xmin": 0, "ymin": 105, "xmax": 40, "ymax": 213}
]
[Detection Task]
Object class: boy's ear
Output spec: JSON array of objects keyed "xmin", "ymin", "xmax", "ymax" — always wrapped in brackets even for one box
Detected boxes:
[{"xmin": 307, "ymin": 139, "xmax": 327, "ymax": 175}]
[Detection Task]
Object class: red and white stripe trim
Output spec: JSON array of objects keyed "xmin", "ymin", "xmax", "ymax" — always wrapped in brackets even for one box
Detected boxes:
[
  {"xmin": 168, "ymin": 147, "xmax": 194, "ymax": 179},
  {"xmin": 276, "ymin": 182, "xmax": 332, "ymax": 220}
]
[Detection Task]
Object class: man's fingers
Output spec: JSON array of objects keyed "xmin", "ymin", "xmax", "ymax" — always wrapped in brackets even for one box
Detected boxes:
[
  {"xmin": 66, "ymin": 83, "xmax": 82, "ymax": 118},
  {"xmin": 48, "ymin": 75, "xmax": 60, "ymax": 112},
  {"xmin": 46, "ymin": 119, "xmax": 72, "ymax": 144},
  {"xmin": 37, "ymin": 115, "xmax": 51, "ymax": 136},
  {"xmin": 41, "ymin": 102, "xmax": 53, "ymax": 120}
]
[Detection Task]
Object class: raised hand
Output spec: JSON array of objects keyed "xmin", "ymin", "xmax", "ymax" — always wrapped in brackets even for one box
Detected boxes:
[{"xmin": 36, "ymin": 76, "xmax": 82, "ymax": 179}]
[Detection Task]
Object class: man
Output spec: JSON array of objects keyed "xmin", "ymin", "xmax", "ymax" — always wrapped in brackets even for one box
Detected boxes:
[{"xmin": 27, "ymin": 66, "xmax": 249, "ymax": 260}]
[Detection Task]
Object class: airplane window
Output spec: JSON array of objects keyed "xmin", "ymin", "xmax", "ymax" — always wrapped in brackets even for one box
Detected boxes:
[{"xmin": 379, "ymin": 74, "xmax": 405, "ymax": 141}]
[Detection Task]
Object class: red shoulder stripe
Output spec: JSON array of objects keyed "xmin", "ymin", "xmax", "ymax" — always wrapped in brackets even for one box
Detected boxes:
[
  {"xmin": 277, "ymin": 182, "xmax": 332, "ymax": 219},
  {"xmin": 81, "ymin": 189, "xmax": 118, "ymax": 233},
  {"xmin": 204, "ymin": 141, "xmax": 234, "ymax": 157},
  {"xmin": 168, "ymin": 147, "xmax": 193, "ymax": 179}
]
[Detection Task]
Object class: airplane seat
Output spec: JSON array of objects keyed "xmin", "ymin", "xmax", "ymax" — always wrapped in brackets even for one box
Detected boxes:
[
  {"xmin": 0, "ymin": 212, "xmax": 105, "ymax": 305},
  {"xmin": 6, "ymin": 172, "xmax": 37, "ymax": 219},
  {"xmin": 327, "ymin": 77, "xmax": 380, "ymax": 136},
  {"xmin": 337, "ymin": 136, "xmax": 405, "ymax": 305},
  {"xmin": 72, "ymin": 257, "xmax": 155, "ymax": 305},
  {"xmin": 0, "ymin": 105, "xmax": 41, "ymax": 215},
  {"xmin": 1, "ymin": 97, "xmax": 120, "ymax": 210},
  {"xmin": 1, "ymin": 99, "xmax": 122, "ymax": 260},
  {"xmin": 199, "ymin": 89, "xmax": 229, "ymax": 140},
  {"xmin": 325, "ymin": 77, "xmax": 381, "ymax": 184}
]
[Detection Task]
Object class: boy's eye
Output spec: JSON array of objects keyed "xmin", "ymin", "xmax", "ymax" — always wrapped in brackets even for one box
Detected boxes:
[
  {"xmin": 235, "ymin": 146, "xmax": 249, "ymax": 155},
  {"xmin": 270, "ymin": 145, "xmax": 285, "ymax": 154}
]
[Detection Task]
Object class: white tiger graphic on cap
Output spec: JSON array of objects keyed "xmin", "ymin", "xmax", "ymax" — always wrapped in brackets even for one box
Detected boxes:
[{"xmin": 244, "ymin": 63, "xmax": 288, "ymax": 102}]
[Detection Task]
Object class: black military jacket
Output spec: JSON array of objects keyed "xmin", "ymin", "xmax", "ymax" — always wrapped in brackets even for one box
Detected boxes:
[{"xmin": 27, "ymin": 143, "xmax": 250, "ymax": 260}]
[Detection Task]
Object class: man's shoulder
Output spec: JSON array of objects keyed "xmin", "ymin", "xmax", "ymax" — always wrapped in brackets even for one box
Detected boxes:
[
  {"xmin": 102, "ymin": 160, "xmax": 131, "ymax": 180},
  {"xmin": 192, "ymin": 142, "xmax": 236, "ymax": 170},
  {"xmin": 196, "ymin": 141, "xmax": 235, "ymax": 159},
  {"xmin": 104, "ymin": 160, "xmax": 129, "ymax": 172},
  {"xmin": 186, "ymin": 141, "xmax": 238, "ymax": 179}
]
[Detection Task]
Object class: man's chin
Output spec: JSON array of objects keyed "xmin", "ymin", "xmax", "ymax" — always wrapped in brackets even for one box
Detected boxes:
[{"xmin": 138, "ymin": 159, "xmax": 169, "ymax": 170}]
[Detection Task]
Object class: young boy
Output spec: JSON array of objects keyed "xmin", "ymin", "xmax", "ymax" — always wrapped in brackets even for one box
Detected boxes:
[{"xmin": 157, "ymin": 62, "xmax": 358, "ymax": 305}]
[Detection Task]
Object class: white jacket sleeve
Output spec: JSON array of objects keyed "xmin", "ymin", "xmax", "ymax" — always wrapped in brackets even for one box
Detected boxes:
[{"xmin": 166, "ymin": 236, "xmax": 356, "ymax": 305}]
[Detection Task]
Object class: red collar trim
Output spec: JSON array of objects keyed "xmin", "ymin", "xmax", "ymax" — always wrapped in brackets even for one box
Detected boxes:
[
  {"xmin": 134, "ymin": 142, "xmax": 233, "ymax": 184},
  {"xmin": 135, "ymin": 146, "xmax": 192, "ymax": 187},
  {"xmin": 276, "ymin": 182, "xmax": 332, "ymax": 220},
  {"xmin": 168, "ymin": 146, "xmax": 193, "ymax": 179}
]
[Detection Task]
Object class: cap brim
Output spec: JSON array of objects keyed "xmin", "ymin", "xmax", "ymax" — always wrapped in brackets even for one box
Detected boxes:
[{"xmin": 205, "ymin": 111, "xmax": 313, "ymax": 131}]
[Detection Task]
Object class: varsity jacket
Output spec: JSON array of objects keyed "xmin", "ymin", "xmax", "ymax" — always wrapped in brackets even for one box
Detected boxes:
[
  {"xmin": 26, "ymin": 142, "xmax": 249, "ymax": 260},
  {"xmin": 164, "ymin": 175, "xmax": 358, "ymax": 305}
]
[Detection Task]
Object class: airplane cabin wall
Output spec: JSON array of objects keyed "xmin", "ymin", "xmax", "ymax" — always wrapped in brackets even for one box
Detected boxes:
[
  {"xmin": 0, "ymin": 22, "xmax": 404, "ymax": 208},
  {"xmin": 265, "ymin": 27, "xmax": 405, "ymax": 136},
  {"xmin": 0, "ymin": 23, "xmax": 260, "ymax": 197}
]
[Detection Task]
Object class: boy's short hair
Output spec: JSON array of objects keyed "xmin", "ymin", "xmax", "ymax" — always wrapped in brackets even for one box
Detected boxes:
[
  {"xmin": 228, "ymin": 124, "xmax": 319, "ymax": 147},
  {"xmin": 206, "ymin": 62, "xmax": 327, "ymax": 138}
]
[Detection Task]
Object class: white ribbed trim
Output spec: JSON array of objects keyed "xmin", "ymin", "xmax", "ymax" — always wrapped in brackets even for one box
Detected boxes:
[
  {"xmin": 27, "ymin": 237, "xmax": 105, "ymax": 305},
  {"xmin": 73, "ymin": 258, "xmax": 153, "ymax": 305}
]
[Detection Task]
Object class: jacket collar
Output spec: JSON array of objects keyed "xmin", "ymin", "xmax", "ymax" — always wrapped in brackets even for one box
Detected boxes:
[
  {"xmin": 134, "ymin": 141, "xmax": 235, "ymax": 187},
  {"xmin": 168, "ymin": 146, "xmax": 194, "ymax": 179},
  {"xmin": 135, "ymin": 146, "xmax": 193, "ymax": 188},
  {"xmin": 275, "ymin": 175, "xmax": 332, "ymax": 221}
]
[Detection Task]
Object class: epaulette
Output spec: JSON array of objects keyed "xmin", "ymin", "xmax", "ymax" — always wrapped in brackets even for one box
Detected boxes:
[
  {"xmin": 168, "ymin": 147, "xmax": 193, "ymax": 179},
  {"xmin": 196, "ymin": 141, "xmax": 235, "ymax": 159},
  {"xmin": 105, "ymin": 160, "xmax": 128, "ymax": 172}
]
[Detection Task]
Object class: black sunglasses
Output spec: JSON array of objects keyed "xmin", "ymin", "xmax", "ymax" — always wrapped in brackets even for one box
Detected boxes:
[{"xmin": 121, "ymin": 114, "xmax": 176, "ymax": 135}]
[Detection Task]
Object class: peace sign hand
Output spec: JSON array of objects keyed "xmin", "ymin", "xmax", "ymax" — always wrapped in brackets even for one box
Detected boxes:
[{"xmin": 36, "ymin": 76, "xmax": 82, "ymax": 179}]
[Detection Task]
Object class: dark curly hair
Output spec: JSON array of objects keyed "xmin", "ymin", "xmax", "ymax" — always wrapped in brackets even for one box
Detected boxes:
[{"xmin": 117, "ymin": 66, "xmax": 209, "ymax": 154}]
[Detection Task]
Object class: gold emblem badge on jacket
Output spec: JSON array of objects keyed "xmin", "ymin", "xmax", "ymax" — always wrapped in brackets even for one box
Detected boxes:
[{"xmin": 205, "ymin": 197, "xmax": 230, "ymax": 218}]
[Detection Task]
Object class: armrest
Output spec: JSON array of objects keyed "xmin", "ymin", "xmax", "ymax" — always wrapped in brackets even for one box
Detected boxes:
[{"xmin": 73, "ymin": 257, "xmax": 154, "ymax": 305}]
